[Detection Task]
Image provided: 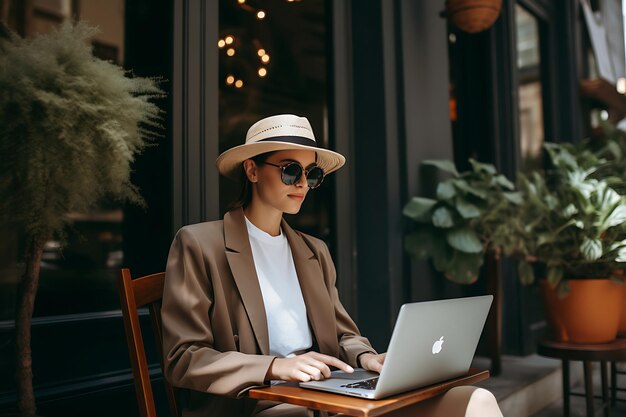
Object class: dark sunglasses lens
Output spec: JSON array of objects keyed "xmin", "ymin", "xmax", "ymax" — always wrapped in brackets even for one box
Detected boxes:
[
  {"xmin": 306, "ymin": 166, "xmax": 325, "ymax": 189},
  {"xmin": 281, "ymin": 163, "xmax": 302, "ymax": 185}
]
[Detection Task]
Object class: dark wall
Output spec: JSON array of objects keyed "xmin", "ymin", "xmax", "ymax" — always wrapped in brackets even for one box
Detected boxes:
[{"xmin": 350, "ymin": 0, "xmax": 457, "ymax": 351}]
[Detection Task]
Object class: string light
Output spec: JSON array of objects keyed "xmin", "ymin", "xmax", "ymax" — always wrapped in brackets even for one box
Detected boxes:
[
  {"xmin": 218, "ymin": 39, "xmax": 226, "ymax": 48},
  {"xmin": 227, "ymin": 48, "xmax": 236, "ymax": 57},
  {"xmin": 261, "ymin": 54, "xmax": 270, "ymax": 63},
  {"xmin": 258, "ymin": 68, "xmax": 267, "ymax": 77},
  {"xmin": 237, "ymin": 0, "xmax": 245, "ymax": 3},
  {"xmin": 225, "ymin": 36, "xmax": 234, "ymax": 45},
  {"xmin": 257, "ymin": 49, "xmax": 266, "ymax": 57},
  {"xmin": 256, "ymin": 10, "xmax": 266, "ymax": 19},
  {"xmin": 226, "ymin": 75, "xmax": 235, "ymax": 85},
  {"xmin": 235, "ymin": 80, "xmax": 244, "ymax": 88}
]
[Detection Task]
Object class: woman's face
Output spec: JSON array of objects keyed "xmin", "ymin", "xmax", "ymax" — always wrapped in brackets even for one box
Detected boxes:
[{"xmin": 249, "ymin": 149, "xmax": 317, "ymax": 215}]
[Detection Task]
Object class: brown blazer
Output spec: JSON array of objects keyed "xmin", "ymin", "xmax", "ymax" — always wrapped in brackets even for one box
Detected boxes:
[{"xmin": 161, "ymin": 208, "xmax": 376, "ymax": 417}]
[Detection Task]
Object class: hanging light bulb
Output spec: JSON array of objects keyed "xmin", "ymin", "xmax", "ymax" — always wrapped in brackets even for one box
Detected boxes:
[
  {"xmin": 257, "ymin": 48, "xmax": 266, "ymax": 57},
  {"xmin": 227, "ymin": 48, "xmax": 236, "ymax": 57},
  {"xmin": 225, "ymin": 36, "xmax": 234, "ymax": 45},
  {"xmin": 235, "ymin": 80, "xmax": 244, "ymax": 88},
  {"xmin": 218, "ymin": 39, "xmax": 226, "ymax": 48},
  {"xmin": 237, "ymin": 0, "xmax": 246, "ymax": 4},
  {"xmin": 258, "ymin": 68, "xmax": 267, "ymax": 77},
  {"xmin": 261, "ymin": 54, "xmax": 270, "ymax": 63},
  {"xmin": 256, "ymin": 10, "xmax": 266, "ymax": 19},
  {"xmin": 226, "ymin": 75, "xmax": 235, "ymax": 85}
]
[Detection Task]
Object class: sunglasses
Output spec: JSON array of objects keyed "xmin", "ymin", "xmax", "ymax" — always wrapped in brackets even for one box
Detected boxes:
[{"xmin": 264, "ymin": 161, "xmax": 325, "ymax": 189}]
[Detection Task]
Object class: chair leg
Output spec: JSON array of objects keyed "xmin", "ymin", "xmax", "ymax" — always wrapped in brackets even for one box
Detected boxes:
[
  {"xmin": 601, "ymin": 361, "xmax": 610, "ymax": 417},
  {"xmin": 584, "ymin": 361, "xmax": 595, "ymax": 417},
  {"xmin": 563, "ymin": 359, "xmax": 570, "ymax": 417}
]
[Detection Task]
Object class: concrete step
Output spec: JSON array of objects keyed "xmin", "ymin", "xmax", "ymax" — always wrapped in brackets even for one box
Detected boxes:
[{"xmin": 472, "ymin": 355, "xmax": 582, "ymax": 417}]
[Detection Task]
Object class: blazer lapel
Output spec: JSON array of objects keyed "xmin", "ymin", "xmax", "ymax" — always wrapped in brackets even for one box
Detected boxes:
[
  {"xmin": 282, "ymin": 220, "xmax": 339, "ymax": 358},
  {"xmin": 224, "ymin": 209, "xmax": 270, "ymax": 355}
]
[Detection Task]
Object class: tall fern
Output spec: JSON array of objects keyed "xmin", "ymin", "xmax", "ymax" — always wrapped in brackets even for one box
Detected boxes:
[{"xmin": 0, "ymin": 22, "xmax": 164, "ymax": 416}]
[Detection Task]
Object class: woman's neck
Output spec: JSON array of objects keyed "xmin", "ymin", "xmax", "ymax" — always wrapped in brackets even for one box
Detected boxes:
[{"xmin": 243, "ymin": 203, "xmax": 283, "ymax": 236}]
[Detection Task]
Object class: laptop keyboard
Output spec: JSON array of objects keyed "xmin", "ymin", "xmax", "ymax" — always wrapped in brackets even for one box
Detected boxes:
[{"xmin": 340, "ymin": 376, "xmax": 379, "ymax": 390}]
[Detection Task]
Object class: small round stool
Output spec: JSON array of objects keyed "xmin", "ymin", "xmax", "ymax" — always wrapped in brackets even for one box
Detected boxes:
[{"xmin": 538, "ymin": 339, "xmax": 626, "ymax": 417}]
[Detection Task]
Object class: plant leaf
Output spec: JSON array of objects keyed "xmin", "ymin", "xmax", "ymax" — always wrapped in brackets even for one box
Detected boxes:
[
  {"xmin": 432, "ymin": 206, "xmax": 455, "ymax": 228},
  {"xmin": 446, "ymin": 228, "xmax": 483, "ymax": 253},
  {"xmin": 518, "ymin": 261, "xmax": 535, "ymax": 285},
  {"xmin": 617, "ymin": 246, "xmax": 626, "ymax": 263},
  {"xmin": 503, "ymin": 192, "xmax": 523, "ymax": 204},
  {"xmin": 494, "ymin": 175, "xmax": 515, "ymax": 190},
  {"xmin": 456, "ymin": 198, "xmax": 482, "ymax": 219},
  {"xmin": 547, "ymin": 266, "xmax": 564, "ymax": 288},
  {"xmin": 403, "ymin": 197, "xmax": 436, "ymax": 222},
  {"xmin": 422, "ymin": 159, "xmax": 459, "ymax": 176},
  {"xmin": 437, "ymin": 181, "xmax": 456, "ymax": 200},
  {"xmin": 580, "ymin": 237, "xmax": 603, "ymax": 261},
  {"xmin": 453, "ymin": 179, "xmax": 488, "ymax": 199},
  {"xmin": 469, "ymin": 159, "xmax": 496, "ymax": 175},
  {"xmin": 603, "ymin": 204, "xmax": 626, "ymax": 229},
  {"xmin": 444, "ymin": 251, "xmax": 484, "ymax": 284}
]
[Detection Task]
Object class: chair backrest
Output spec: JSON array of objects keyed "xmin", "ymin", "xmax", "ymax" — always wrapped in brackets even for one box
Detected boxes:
[{"xmin": 117, "ymin": 268, "xmax": 179, "ymax": 417}]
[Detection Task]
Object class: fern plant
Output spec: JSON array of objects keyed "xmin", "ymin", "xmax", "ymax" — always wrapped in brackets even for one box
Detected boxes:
[{"xmin": 0, "ymin": 23, "xmax": 163, "ymax": 416}]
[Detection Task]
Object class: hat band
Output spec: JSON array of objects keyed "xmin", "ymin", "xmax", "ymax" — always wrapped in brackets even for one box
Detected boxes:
[{"xmin": 256, "ymin": 135, "xmax": 318, "ymax": 147}]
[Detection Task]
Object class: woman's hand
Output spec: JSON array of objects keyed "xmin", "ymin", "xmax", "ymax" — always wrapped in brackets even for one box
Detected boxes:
[
  {"xmin": 266, "ymin": 351, "xmax": 354, "ymax": 382},
  {"xmin": 359, "ymin": 352, "xmax": 386, "ymax": 373}
]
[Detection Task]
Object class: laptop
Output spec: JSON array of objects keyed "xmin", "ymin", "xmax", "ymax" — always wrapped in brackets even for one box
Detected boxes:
[{"xmin": 299, "ymin": 295, "xmax": 493, "ymax": 399}]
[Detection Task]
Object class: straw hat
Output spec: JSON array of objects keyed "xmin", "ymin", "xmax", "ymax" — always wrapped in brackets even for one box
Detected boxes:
[{"xmin": 216, "ymin": 114, "xmax": 346, "ymax": 179}]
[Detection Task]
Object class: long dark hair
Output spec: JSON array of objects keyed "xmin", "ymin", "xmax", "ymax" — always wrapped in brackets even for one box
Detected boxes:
[{"xmin": 228, "ymin": 151, "xmax": 275, "ymax": 210}]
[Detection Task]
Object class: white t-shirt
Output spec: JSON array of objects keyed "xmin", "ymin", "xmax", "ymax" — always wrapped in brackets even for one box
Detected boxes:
[{"xmin": 245, "ymin": 216, "xmax": 313, "ymax": 357}]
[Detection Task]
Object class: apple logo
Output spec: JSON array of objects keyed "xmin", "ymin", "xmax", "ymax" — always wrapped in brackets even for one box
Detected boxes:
[{"xmin": 432, "ymin": 336, "xmax": 444, "ymax": 354}]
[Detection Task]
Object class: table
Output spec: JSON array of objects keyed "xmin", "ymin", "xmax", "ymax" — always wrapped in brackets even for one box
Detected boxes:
[
  {"xmin": 248, "ymin": 368, "xmax": 489, "ymax": 417},
  {"xmin": 537, "ymin": 339, "xmax": 626, "ymax": 417}
]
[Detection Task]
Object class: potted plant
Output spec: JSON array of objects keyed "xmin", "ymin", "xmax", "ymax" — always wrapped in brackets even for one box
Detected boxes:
[
  {"xmin": 403, "ymin": 159, "xmax": 521, "ymax": 284},
  {"xmin": 404, "ymin": 142, "xmax": 626, "ymax": 343},
  {"xmin": 0, "ymin": 23, "xmax": 163, "ymax": 416},
  {"xmin": 503, "ymin": 143, "xmax": 626, "ymax": 343}
]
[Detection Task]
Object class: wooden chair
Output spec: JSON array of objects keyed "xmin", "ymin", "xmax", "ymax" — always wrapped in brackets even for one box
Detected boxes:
[{"xmin": 117, "ymin": 268, "xmax": 179, "ymax": 417}]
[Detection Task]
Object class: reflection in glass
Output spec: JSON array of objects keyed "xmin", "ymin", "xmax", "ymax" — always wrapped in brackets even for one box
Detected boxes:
[
  {"xmin": 516, "ymin": 5, "xmax": 545, "ymax": 172},
  {"xmin": 218, "ymin": 0, "xmax": 332, "ymax": 241}
]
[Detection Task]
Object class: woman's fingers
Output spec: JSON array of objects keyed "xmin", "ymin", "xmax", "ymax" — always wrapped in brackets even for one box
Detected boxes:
[
  {"xmin": 269, "ymin": 352, "xmax": 355, "ymax": 382},
  {"xmin": 307, "ymin": 352, "xmax": 354, "ymax": 373},
  {"xmin": 299, "ymin": 364, "xmax": 324, "ymax": 380},
  {"xmin": 302, "ymin": 357, "xmax": 332, "ymax": 378}
]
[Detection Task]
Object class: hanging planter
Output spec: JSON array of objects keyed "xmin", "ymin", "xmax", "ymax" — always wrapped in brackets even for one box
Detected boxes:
[{"xmin": 445, "ymin": 0, "xmax": 503, "ymax": 34}]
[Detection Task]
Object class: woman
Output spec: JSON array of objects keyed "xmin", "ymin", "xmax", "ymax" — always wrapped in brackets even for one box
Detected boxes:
[{"xmin": 161, "ymin": 114, "xmax": 503, "ymax": 417}]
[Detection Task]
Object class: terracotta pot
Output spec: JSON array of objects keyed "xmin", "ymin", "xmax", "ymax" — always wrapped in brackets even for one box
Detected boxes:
[
  {"xmin": 541, "ymin": 279, "xmax": 622, "ymax": 344},
  {"xmin": 619, "ymin": 283, "xmax": 626, "ymax": 334},
  {"xmin": 445, "ymin": 0, "xmax": 503, "ymax": 34}
]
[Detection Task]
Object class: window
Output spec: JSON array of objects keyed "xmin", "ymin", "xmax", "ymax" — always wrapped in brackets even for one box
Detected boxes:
[{"xmin": 217, "ymin": 0, "xmax": 334, "ymax": 241}]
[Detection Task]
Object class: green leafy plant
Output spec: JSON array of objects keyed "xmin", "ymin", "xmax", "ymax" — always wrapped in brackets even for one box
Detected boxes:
[
  {"xmin": 403, "ymin": 142, "xmax": 626, "ymax": 297},
  {"xmin": 503, "ymin": 144, "xmax": 626, "ymax": 296},
  {"xmin": 403, "ymin": 159, "xmax": 520, "ymax": 284},
  {"xmin": 0, "ymin": 23, "xmax": 163, "ymax": 416}
]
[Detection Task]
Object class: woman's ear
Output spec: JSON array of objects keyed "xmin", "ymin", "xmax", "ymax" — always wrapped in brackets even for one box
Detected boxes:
[{"xmin": 243, "ymin": 159, "xmax": 258, "ymax": 183}]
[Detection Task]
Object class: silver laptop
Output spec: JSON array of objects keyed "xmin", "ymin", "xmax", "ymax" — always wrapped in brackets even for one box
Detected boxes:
[{"xmin": 299, "ymin": 295, "xmax": 493, "ymax": 399}]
